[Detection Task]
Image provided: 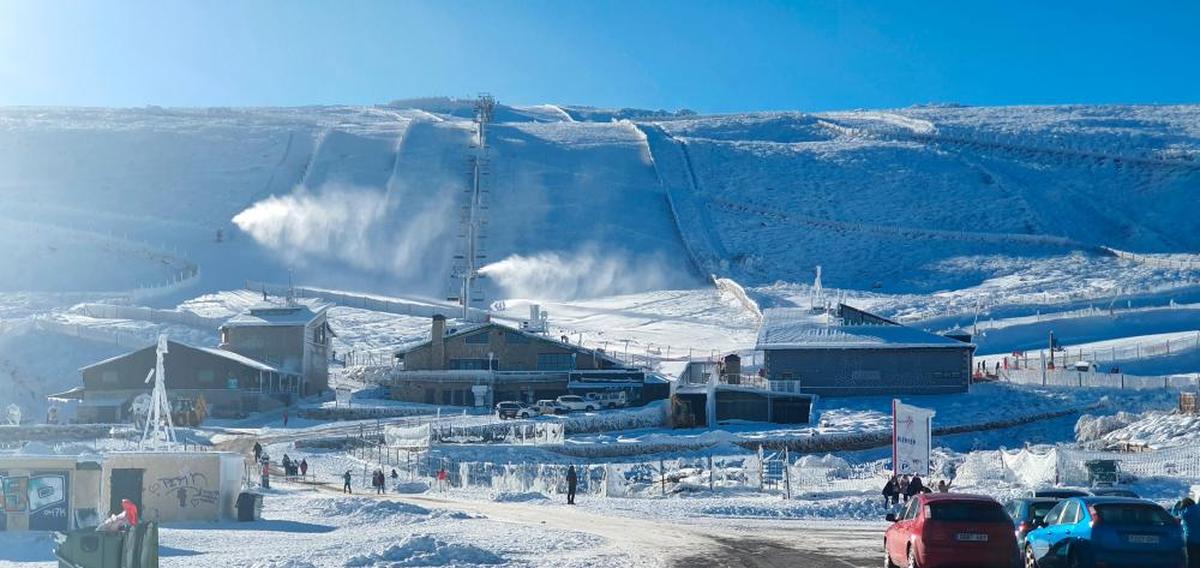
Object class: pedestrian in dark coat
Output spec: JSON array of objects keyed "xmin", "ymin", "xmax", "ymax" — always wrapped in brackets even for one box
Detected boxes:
[
  {"xmin": 566, "ymin": 465, "xmax": 578, "ymax": 505},
  {"xmin": 300, "ymin": 459, "xmax": 308, "ymax": 477},
  {"xmin": 253, "ymin": 442, "xmax": 263, "ymax": 463},
  {"xmin": 882, "ymin": 475, "xmax": 899, "ymax": 507},
  {"xmin": 906, "ymin": 474, "xmax": 926, "ymax": 499},
  {"xmin": 343, "ymin": 470, "xmax": 352, "ymax": 494}
]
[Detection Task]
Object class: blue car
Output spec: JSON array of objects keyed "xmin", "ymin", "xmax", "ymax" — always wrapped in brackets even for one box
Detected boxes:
[{"xmin": 1023, "ymin": 497, "xmax": 1184, "ymax": 568}]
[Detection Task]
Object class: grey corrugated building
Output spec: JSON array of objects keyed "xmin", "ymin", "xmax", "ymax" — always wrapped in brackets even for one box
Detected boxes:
[{"xmin": 757, "ymin": 304, "xmax": 974, "ymax": 396}]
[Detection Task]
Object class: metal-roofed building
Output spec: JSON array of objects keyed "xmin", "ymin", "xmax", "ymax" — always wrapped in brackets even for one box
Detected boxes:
[
  {"xmin": 218, "ymin": 302, "xmax": 332, "ymax": 397},
  {"xmin": 75, "ymin": 340, "xmax": 301, "ymax": 422},
  {"xmin": 757, "ymin": 304, "xmax": 974, "ymax": 396},
  {"xmin": 390, "ymin": 315, "xmax": 655, "ymax": 407}
]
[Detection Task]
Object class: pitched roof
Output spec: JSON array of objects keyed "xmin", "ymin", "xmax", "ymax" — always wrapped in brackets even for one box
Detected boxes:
[
  {"xmin": 78, "ymin": 340, "xmax": 291, "ymax": 375},
  {"xmin": 221, "ymin": 303, "xmax": 328, "ymax": 329},
  {"xmin": 756, "ymin": 307, "xmax": 971, "ymax": 350},
  {"xmin": 396, "ymin": 320, "xmax": 628, "ymax": 367}
]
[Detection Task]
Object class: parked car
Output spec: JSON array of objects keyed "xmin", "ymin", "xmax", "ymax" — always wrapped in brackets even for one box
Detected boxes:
[
  {"xmin": 1006, "ymin": 498, "xmax": 1062, "ymax": 548},
  {"xmin": 584, "ymin": 391, "xmax": 628, "ymax": 409},
  {"xmin": 555, "ymin": 395, "xmax": 597, "ymax": 412},
  {"xmin": 533, "ymin": 399, "xmax": 568, "ymax": 415},
  {"xmin": 1029, "ymin": 488, "xmax": 1091, "ymax": 500},
  {"xmin": 884, "ymin": 493, "xmax": 1017, "ymax": 568},
  {"xmin": 495, "ymin": 401, "xmax": 539, "ymax": 420},
  {"xmin": 1023, "ymin": 497, "xmax": 1184, "ymax": 568},
  {"xmin": 1089, "ymin": 487, "xmax": 1140, "ymax": 498}
]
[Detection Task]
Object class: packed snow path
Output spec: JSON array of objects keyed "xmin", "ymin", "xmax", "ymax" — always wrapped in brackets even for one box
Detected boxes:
[{"xmin": 307, "ymin": 482, "xmax": 881, "ymax": 567}]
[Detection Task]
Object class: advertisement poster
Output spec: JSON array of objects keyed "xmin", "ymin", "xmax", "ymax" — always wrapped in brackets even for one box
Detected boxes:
[
  {"xmin": 892, "ymin": 400, "xmax": 936, "ymax": 476},
  {"xmin": 2, "ymin": 476, "xmax": 28, "ymax": 513}
]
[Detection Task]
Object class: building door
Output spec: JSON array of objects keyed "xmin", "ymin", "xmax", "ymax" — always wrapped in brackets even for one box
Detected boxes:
[{"xmin": 109, "ymin": 469, "xmax": 143, "ymax": 516}]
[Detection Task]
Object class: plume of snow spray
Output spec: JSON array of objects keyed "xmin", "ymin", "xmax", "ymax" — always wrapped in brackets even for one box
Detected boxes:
[{"xmin": 478, "ymin": 245, "xmax": 674, "ymax": 301}]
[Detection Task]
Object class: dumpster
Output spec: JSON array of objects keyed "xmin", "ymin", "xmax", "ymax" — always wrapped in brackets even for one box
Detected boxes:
[
  {"xmin": 1086, "ymin": 459, "xmax": 1121, "ymax": 486},
  {"xmin": 55, "ymin": 522, "xmax": 158, "ymax": 568},
  {"xmin": 236, "ymin": 492, "xmax": 263, "ymax": 522}
]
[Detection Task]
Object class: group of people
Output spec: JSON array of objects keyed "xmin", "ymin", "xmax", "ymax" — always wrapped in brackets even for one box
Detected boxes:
[
  {"xmin": 281, "ymin": 454, "xmax": 308, "ymax": 478},
  {"xmin": 370, "ymin": 469, "xmax": 398, "ymax": 494},
  {"xmin": 882, "ymin": 474, "xmax": 952, "ymax": 506}
]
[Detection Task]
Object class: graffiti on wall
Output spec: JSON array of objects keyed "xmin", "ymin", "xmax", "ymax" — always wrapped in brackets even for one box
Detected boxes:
[
  {"xmin": 28, "ymin": 473, "xmax": 68, "ymax": 531},
  {"xmin": 147, "ymin": 471, "xmax": 218, "ymax": 508},
  {"xmin": 2, "ymin": 476, "xmax": 28, "ymax": 513}
]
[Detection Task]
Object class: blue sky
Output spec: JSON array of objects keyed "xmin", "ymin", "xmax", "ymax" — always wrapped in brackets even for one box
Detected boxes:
[{"xmin": 1, "ymin": 0, "xmax": 1197, "ymax": 112}]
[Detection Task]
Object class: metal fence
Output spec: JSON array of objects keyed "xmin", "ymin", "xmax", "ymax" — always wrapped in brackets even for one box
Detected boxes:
[{"xmin": 1003, "ymin": 369, "xmax": 1199, "ymax": 390}]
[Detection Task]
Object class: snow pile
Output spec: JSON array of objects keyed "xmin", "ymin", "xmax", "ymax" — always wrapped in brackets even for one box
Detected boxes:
[
  {"xmin": 1089, "ymin": 410, "xmax": 1200, "ymax": 450},
  {"xmin": 795, "ymin": 454, "xmax": 852, "ymax": 477},
  {"xmin": 561, "ymin": 400, "xmax": 669, "ymax": 434},
  {"xmin": 344, "ymin": 534, "xmax": 504, "ymax": 567},
  {"xmin": 1075, "ymin": 412, "xmax": 1140, "ymax": 444},
  {"xmin": 954, "ymin": 450, "xmax": 1007, "ymax": 484},
  {"xmin": 315, "ymin": 498, "xmax": 432, "ymax": 523},
  {"xmin": 491, "ymin": 491, "xmax": 550, "ymax": 503},
  {"xmin": 394, "ymin": 481, "xmax": 431, "ymax": 494}
]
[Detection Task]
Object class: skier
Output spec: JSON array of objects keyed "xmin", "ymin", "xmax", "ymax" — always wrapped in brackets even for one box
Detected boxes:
[
  {"xmin": 299, "ymin": 458, "xmax": 309, "ymax": 478},
  {"xmin": 566, "ymin": 465, "xmax": 578, "ymax": 505},
  {"xmin": 253, "ymin": 441, "xmax": 263, "ymax": 463},
  {"xmin": 342, "ymin": 470, "xmax": 353, "ymax": 494}
]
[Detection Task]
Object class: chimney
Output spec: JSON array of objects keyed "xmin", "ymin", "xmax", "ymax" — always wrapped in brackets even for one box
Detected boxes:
[{"xmin": 431, "ymin": 315, "xmax": 446, "ymax": 370}]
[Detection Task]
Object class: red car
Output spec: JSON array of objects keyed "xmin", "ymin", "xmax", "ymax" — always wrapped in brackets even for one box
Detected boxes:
[{"xmin": 884, "ymin": 493, "xmax": 1018, "ymax": 568}]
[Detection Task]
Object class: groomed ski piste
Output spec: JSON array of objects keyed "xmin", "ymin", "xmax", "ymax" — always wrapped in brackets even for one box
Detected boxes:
[{"xmin": 2, "ymin": 100, "xmax": 1200, "ymax": 566}]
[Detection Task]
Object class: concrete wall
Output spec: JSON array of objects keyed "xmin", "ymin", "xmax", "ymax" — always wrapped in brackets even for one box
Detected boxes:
[
  {"xmin": 101, "ymin": 452, "xmax": 243, "ymax": 523},
  {"xmin": 404, "ymin": 325, "xmax": 615, "ymax": 372},
  {"xmin": 0, "ymin": 455, "xmax": 102, "ymax": 532},
  {"xmin": 764, "ymin": 346, "xmax": 973, "ymax": 396}
]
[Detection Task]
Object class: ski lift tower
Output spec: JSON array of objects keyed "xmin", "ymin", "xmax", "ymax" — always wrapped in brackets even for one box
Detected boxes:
[
  {"xmin": 139, "ymin": 334, "xmax": 178, "ymax": 450},
  {"xmin": 450, "ymin": 93, "xmax": 496, "ymax": 322}
]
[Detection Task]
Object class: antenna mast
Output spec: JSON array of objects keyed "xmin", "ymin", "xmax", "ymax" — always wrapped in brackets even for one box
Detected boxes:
[
  {"xmin": 451, "ymin": 93, "xmax": 495, "ymax": 321},
  {"xmin": 140, "ymin": 334, "xmax": 178, "ymax": 450}
]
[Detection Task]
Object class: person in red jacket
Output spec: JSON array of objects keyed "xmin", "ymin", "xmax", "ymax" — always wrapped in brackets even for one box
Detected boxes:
[{"xmin": 121, "ymin": 499, "xmax": 139, "ymax": 526}]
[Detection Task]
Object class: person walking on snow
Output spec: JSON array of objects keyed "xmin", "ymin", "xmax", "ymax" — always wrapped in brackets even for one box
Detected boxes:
[
  {"xmin": 905, "ymin": 474, "xmax": 926, "ymax": 500},
  {"xmin": 299, "ymin": 458, "xmax": 308, "ymax": 478},
  {"xmin": 253, "ymin": 442, "xmax": 262, "ymax": 463},
  {"xmin": 342, "ymin": 470, "xmax": 353, "ymax": 494},
  {"xmin": 566, "ymin": 465, "xmax": 578, "ymax": 505},
  {"xmin": 882, "ymin": 475, "xmax": 899, "ymax": 507}
]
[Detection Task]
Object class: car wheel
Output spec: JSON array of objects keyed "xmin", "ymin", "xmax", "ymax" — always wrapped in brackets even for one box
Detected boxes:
[
  {"xmin": 1023, "ymin": 545, "xmax": 1038, "ymax": 568},
  {"xmin": 883, "ymin": 539, "xmax": 899, "ymax": 568},
  {"xmin": 906, "ymin": 545, "xmax": 919, "ymax": 568},
  {"xmin": 585, "ymin": 405, "xmax": 595, "ymax": 412}
]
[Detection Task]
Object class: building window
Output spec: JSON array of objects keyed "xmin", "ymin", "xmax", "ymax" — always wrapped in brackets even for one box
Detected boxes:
[
  {"xmin": 537, "ymin": 353, "xmax": 575, "ymax": 371},
  {"xmin": 101, "ymin": 371, "xmax": 119, "ymax": 385},
  {"xmin": 313, "ymin": 325, "xmax": 327, "ymax": 346},
  {"xmin": 464, "ymin": 332, "xmax": 489, "ymax": 345},
  {"xmin": 450, "ymin": 358, "xmax": 494, "ymax": 370},
  {"xmin": 505, "ymin": 332, "xmax": 530, "ymax": 344}
]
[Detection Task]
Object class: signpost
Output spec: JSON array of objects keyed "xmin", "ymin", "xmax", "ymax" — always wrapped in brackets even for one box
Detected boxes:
[{"xmin": 892, "ymin": 400, "xmax": 935, "ymax": 476}]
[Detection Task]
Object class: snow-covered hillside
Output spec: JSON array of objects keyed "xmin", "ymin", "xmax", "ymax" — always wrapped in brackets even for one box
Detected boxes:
[{"xmin": 3, "ymin": 101, "xmax": 1197, "ymax": 302}]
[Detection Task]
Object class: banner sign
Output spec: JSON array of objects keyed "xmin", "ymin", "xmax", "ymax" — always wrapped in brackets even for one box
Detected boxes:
[
  {"xmin": 892, "ymin": 400, "xmax": 935, "ymax": 476},
  {"xmin": 384, "ymin": 423, "xmax": 432, "ymax": 449},
  {"xmin": 28, "ymin": 472, "xmax": 69, "ymax": 531}
]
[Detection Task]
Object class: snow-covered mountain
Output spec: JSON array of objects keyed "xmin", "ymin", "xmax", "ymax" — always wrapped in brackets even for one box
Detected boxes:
[{"xmin": 2, "ymin": 100, "xmax": 1198, "ymax": 302}]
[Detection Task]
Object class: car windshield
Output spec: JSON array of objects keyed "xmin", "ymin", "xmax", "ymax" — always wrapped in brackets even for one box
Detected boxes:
[
  {"xmin": 928, "ymin": 502, "xmax": 1010, "ymax": 523},
  {"xmin": 1030, "ymin": 502, "xmax": 1056, "ymax": 521},
  {"xmin": 1093, "ymin": 504, "xmax": 1174, "ymax": 525}
]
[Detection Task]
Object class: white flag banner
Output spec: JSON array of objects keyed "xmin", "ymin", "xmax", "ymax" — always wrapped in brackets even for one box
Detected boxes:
[
  {"xmin": 384, "ymin": 423, "xmax": 432, "ymax": 449},
  {"xmin": 893, "ymin": 400, "xmax": 935, "ymax": 476}
]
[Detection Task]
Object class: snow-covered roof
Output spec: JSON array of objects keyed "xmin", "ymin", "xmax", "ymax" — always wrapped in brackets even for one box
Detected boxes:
[
  {"xmin": 396, "ymin": 320, "xmax": 628, "ymax": 367},
  {"xmin": 78, "ymin": 340, "xmax": 291, "ymax": 375},
  {"xmin": 756, "ymin": 307, "xmax": 971, "ymax": 350},
  {"xmin": 221, "ymin": 303, "xmax": 327, "ymax": 329}
]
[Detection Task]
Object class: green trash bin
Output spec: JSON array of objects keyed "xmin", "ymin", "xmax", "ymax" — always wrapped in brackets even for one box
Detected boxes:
[
  {"xmin": 55, "ymin": 529, "xmax": 124, "ymax": 568},
  {"xmin": 55, "ymin": 522, "xmax": 158, "ymax": 568}
]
